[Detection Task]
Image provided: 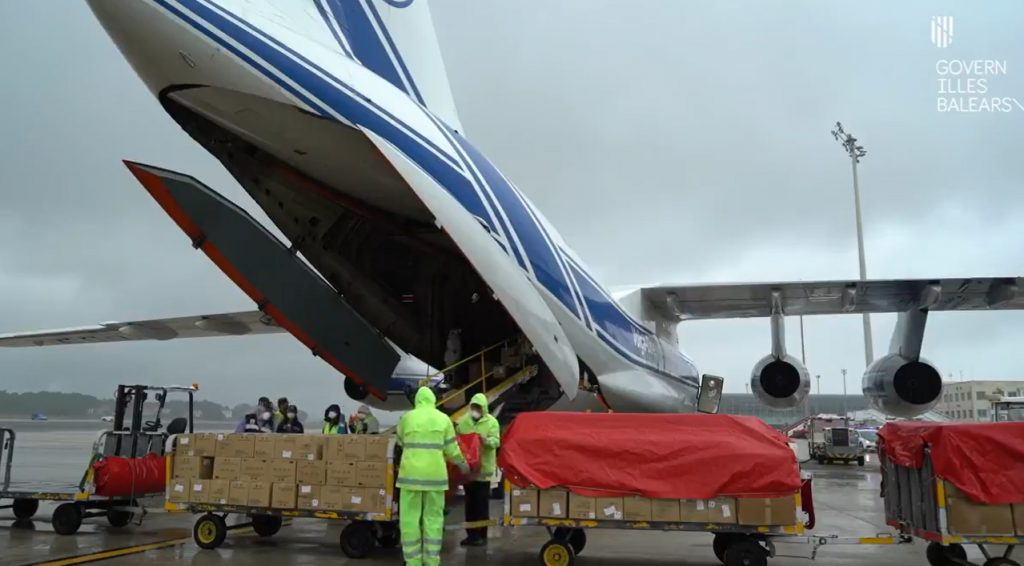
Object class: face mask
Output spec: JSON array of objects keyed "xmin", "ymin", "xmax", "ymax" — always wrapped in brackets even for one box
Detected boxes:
[
  {"xmin": 327, "ymin": 411, "xmax": 338, "ymax": 419},
  {"xmin": 287, "ymin": 412, "xmax": 297, "ymax": 420},
  {"xmin": 471, "ymin": 410, "xmax": 482, "ymax": 420},
  {"xmin": 260, "ymin": 411, "xmax": 272, "ymax": 421}
]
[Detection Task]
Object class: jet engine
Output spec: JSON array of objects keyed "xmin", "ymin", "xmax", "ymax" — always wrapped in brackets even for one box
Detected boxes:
[
  {"xmin": 750, "ymin": 354, "xmax": 811, "ymax": 409},
  {"xmin": 862, "ymin": 354, "xmax": 942, "ymax": 418}
]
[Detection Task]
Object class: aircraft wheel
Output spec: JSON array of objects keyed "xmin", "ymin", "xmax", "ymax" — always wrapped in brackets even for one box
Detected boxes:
[
  {"xmin": 340, "ymin": 521, "xmax": 375, "ymax": 559},
  {"xmin": 12, "ymin": 498, "xmax": 39, "ymax": 520},
  {"xmin": 539, "ymin": 538, "xmax": 575, "ymax": 566},
  {"xmin": 193, "ymin": 513, "xmax": 227, "ymax": 550},
  {"xmin": 926, "ymin": 542, "xmax": 967, "ymax": 566},
  {"xmin": 251, "ymin": 514, "xmax": 282, "ymax": 537},
  {"xmin": 52, "ymin": 503, "xmax": 82, "ymax": 535}
]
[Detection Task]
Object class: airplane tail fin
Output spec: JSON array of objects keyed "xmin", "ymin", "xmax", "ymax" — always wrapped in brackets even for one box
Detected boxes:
[{"xmin": 318, "ymin": 0, "xmax": 463, "ymax": 130}]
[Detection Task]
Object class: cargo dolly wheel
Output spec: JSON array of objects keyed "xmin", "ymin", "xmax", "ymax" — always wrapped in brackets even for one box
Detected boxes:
[
  {"xmin": 375, "ymin": 522, "xmax": 400, "ymax": 549},
  {"xmin": 194, "ymin": 513, "xmax": 227, "ymax": 550},
  {"xmin": 540, "ymin": 538, "xmax": 575, "ymax": 566},
  {"xmin": 723, "ymin": 537, "xmax": 768, "ymax": 566},
  {"xmin": 12, "ymin": 498, "xmax": 39, "ymax": 521},
  {"xmin": 553, "ymin": 527, "xmax": 586, "ymax": 555},
  {"xmin": 713, "ymin": 533, "xmax": 743, "ymax": 563},
  {"xmin": 983, "ymin": 559, "xmax": 1020, "ymax": 566},
  {"xmin": 340, "ymin": 520, "xmax": 375, "ymax": 559},
  {"xmin": 925, "ymin": 542, "xmax": 968, "ymax": 566},
  {"xmin": 51, "ymin": 503, "xmax": 82, "ymax": 535},
  {"xmin": 107, "ymin": 510, "xmax": 133, "ymax": 528},
  {"xmin": 251, "ymin": 514, "xmax": 282, "ymax": 537}
]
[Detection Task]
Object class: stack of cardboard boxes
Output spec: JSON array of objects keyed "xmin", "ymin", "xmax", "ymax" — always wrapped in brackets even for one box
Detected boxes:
[
  {"xmin": 168, "ymin": 433, "xmax": 392, "ymax": 514},
  {"xmin": 944, "ymin": 481, "xmax": 1024, "ymax": 536},
  {"xmin": 510, "ymin": 487, "xmax": 799, "ymax": 527}
]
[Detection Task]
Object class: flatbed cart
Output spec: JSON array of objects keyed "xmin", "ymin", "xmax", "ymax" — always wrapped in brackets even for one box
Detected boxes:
[
  {"xmin": 503, "ymin": 480, "xmax": 913, "ymax": 566},
  {"xmin": 165, "ymin": 436, "xmax": 400, "ymax": 559},
  {"xmin": 0, "ymin": 384, "xmax": 196, "ymax": 534},
  {"xmin": 882, "ymin": 446, "xmax": 1021, "ymax": 566}
]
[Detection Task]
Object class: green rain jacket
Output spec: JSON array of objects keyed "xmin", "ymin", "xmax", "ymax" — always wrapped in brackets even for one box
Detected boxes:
[
  {"xmin": 456, "ymin": 393, "xmax": 501, "ymax": 480},
  {"xmin": 397, "ymin": 387, "xmax": 468, "ymax": 491}
]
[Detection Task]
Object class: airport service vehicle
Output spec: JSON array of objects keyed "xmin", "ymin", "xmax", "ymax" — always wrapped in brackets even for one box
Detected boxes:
[
  {"xmin": 4, "ymin": 0, "xmax": 1024, "ymax": 425},
  {"xmin": 992, "ymin": 397, "xmax": 1024, "ymax": 423},
  {"xmin": 857, "ymin": 429, "xmax": 879, "ymax": 452},
  {"xmin": 810, "ymin": 426, "xmax": 866, "ymax": 466},
  {"xmin": 0, "ymin": 384, "xmax": 195, "ymax": 534}
]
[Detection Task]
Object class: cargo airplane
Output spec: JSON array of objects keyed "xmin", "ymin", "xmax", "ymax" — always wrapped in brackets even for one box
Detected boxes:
[{"xmin": 3, "ymin": 0, "xmax": 1023, "ymax": 418}]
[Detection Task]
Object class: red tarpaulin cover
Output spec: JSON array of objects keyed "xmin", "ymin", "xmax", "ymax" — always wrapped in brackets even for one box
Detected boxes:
[
  {"xmin": 878, "ymin": 422, "xmax": 1024, "ymax": 504},
  {"xmin": 92, "ymin": 453, "xmax": 166, "ymax": 497},
  {"xmin": 498, "ymin": 412, "xmax": 800, "ymax": 499}
]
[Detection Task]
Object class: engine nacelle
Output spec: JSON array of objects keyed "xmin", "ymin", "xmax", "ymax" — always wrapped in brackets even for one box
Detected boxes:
[
  {"xmin": 750, "ymin": 354, "xmax": 811, "ymax": 409},
  {"xmin": 862, "ymin": 354, "xmax": 943, "ymax": 418}
]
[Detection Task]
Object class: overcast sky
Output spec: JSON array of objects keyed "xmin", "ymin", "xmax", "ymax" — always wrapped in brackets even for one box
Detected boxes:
[{"xmin": 1, "ymin": 1, "xmax": 1023, "ymax": 416}]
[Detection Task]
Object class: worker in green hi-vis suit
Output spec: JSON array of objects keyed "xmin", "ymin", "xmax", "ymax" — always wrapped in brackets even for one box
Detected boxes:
[{"xmin": 397, "ymin": 387, "xmax": 469, "ymax": 566}]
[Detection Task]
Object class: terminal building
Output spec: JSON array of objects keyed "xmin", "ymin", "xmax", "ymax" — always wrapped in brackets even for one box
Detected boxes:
[
  {"xmin": 933, "ymin": 380, "xmax": 1024, "ymax": 422},
  {"xmin": 719, "ymin": 393, "xmax": 869, "ymax": 427}
]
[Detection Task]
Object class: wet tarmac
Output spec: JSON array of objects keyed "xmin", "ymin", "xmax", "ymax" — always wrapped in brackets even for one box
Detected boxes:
[{"xmin": 0, "ymin": 459, "xmax": 997, "ymax": 565}]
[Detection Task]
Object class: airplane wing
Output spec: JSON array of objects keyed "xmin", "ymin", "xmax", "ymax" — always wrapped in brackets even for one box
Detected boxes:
[
  {"xmin": 638, "ymin": 277, "xmax": 1024, "ymax": 321},
  {"xmin": 0, "ymin": 310, "xmax": 284, "ymax": 348}
]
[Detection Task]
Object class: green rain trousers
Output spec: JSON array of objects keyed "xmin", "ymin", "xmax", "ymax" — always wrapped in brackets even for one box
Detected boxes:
[{"xmin": 400, "ymin": 490, "xmax": 445, "ymax": 566}]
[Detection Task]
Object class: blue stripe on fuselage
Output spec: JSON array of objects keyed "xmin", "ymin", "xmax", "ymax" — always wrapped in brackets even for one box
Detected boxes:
[
  {"xmin": 450, "ymin": 132, "xmax": 580, "ymax": 318},
  {"xmin": 364, "ymin": 0, "xmax": 426, "ymax": 105},
  {"xmin": 327, "ymin": 0, "xmax": 408, "ymax": 100},
  {"xmin": 313, "ymin": 0, "xmax": 353, "ymax": 58}
]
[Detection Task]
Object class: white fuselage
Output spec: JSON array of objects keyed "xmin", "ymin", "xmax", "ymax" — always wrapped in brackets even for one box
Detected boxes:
[{"xmin": 88, "ymin": 0, "xmax": 700, "ymax": 412}]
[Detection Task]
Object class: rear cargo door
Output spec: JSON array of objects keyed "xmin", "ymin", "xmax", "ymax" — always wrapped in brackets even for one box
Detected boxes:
[{"xmin": 125, "ymin": 161, "xmax": 400, "ymax": 399}]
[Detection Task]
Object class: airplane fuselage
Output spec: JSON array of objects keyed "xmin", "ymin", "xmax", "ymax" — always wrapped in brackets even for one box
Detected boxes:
[{"xmin": 89, "ymin": 0, "xmax": 700, "ymax": 412}]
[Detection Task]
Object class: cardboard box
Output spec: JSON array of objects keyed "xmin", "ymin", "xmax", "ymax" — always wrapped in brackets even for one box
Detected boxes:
[
  {"xmin": 297, "ymin": 460, "xmax": 326, "ymax": 485},
  {"xmin": 596, "ymin": 497, "xmax": 624, "ymax": 521},
  {"xmin": 191, "ymin": 479, "xmax": 211, "ymax": 504},
  {"xmin": 324, "ymin": 436, "xmax": 347, "ymax": 462},
  {"xmin": 624, "ymin": 496, "xmax": 653, "ymax": 522},
  {"xmin": 272, "ymin": 482, "xmax": 297, "ymax": 509},
  {"xmin": 168, "ymin": 477, "xmax": 190, "ymax": 503},
  {"xmin": 207, "ymin": 479, "xmax": 230, "ymax": 505},
  {"xmin": 539, "ymin": 489, "xmax": 568, "ymax": 518},
  {"xmin": 274, "ymin": 435, "xmax": 298, "ymax": 459},
  {"xmin": 707, "ymin": 497, "xmax": 737, "ymax": 524},
  {"xmin": 1013, "ymin": 504, "xmax": 1024, "ymax": 536},
  {"xmin": 248, "ymin": 481, "xmax": 272, "ymax": 508},
  {"xmin": 268, "ymin": 459, "xmax": 297, "ymax": 484},
  {"xmin": 947, "ymin": 497, "xmax": 1015, "ymax": 535},
  {"xmin": 511, "ymin": 488, "xmax": 539, "ymax": 517},
  {"xmin": 364, "ymin": 436, "xmax": 391, "ymax": 462},
  {"xmin": 652, "ymin": 499, "xmax": 681, "ymax": 523},
  {"xmin": 363, "ymin": 487, "xmax": 388, "ymax": 514},
  {"xmin": 297, "ymin": 484, "xmax": 322, "ymax": 510},
  {"xmin": 228, "ymin": 481, "xmax": 249, "ymax": 506},
  {"xmin": 737, "ymin": 496, "xmax": 798, "ymax": 526},
  {"xmin": 213, "ymin": 457, "xmax": 241, "ymax": 481},
  {"xmin": 569, "ymin": 493, "xmax": 596, "ymax": 520},
  {"xmin": 356, "ymin": 462, "xmax": 388, "ymax": 487},
  {"xmin": 680, "ymin": 499, "xmax": 710, "ymax": 523},
  {"xmin": 327, "ymin": 461, "xmax": 356, "ymax": 486},
  {"xmin": 173, "ymin": 456, "xmax": 214, "ymax": 479},
  {"xmin": 321, "ymin": 485, "xmax": 348, "ymax": 510},
  {"xmin": 343, "ymin": 436, "xmax": 367, "ymax": 460},
  {"xmin": 216, "ymin": 433, "xmax": 255, "ymax": 458},
  {"xmin": 253, "ymin": 435, "xmax": 276, "ymax": 458},
  {"xmin": 240, "ymin": 459, "xmax": 269, "ymax": 482},
  {"xmin": 178, "ymin": 433, "xmax": 217, "ymax": 457},
  {"xmin": 294, "ymin": 436, "xmax": 324, "ymax": 461}
]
